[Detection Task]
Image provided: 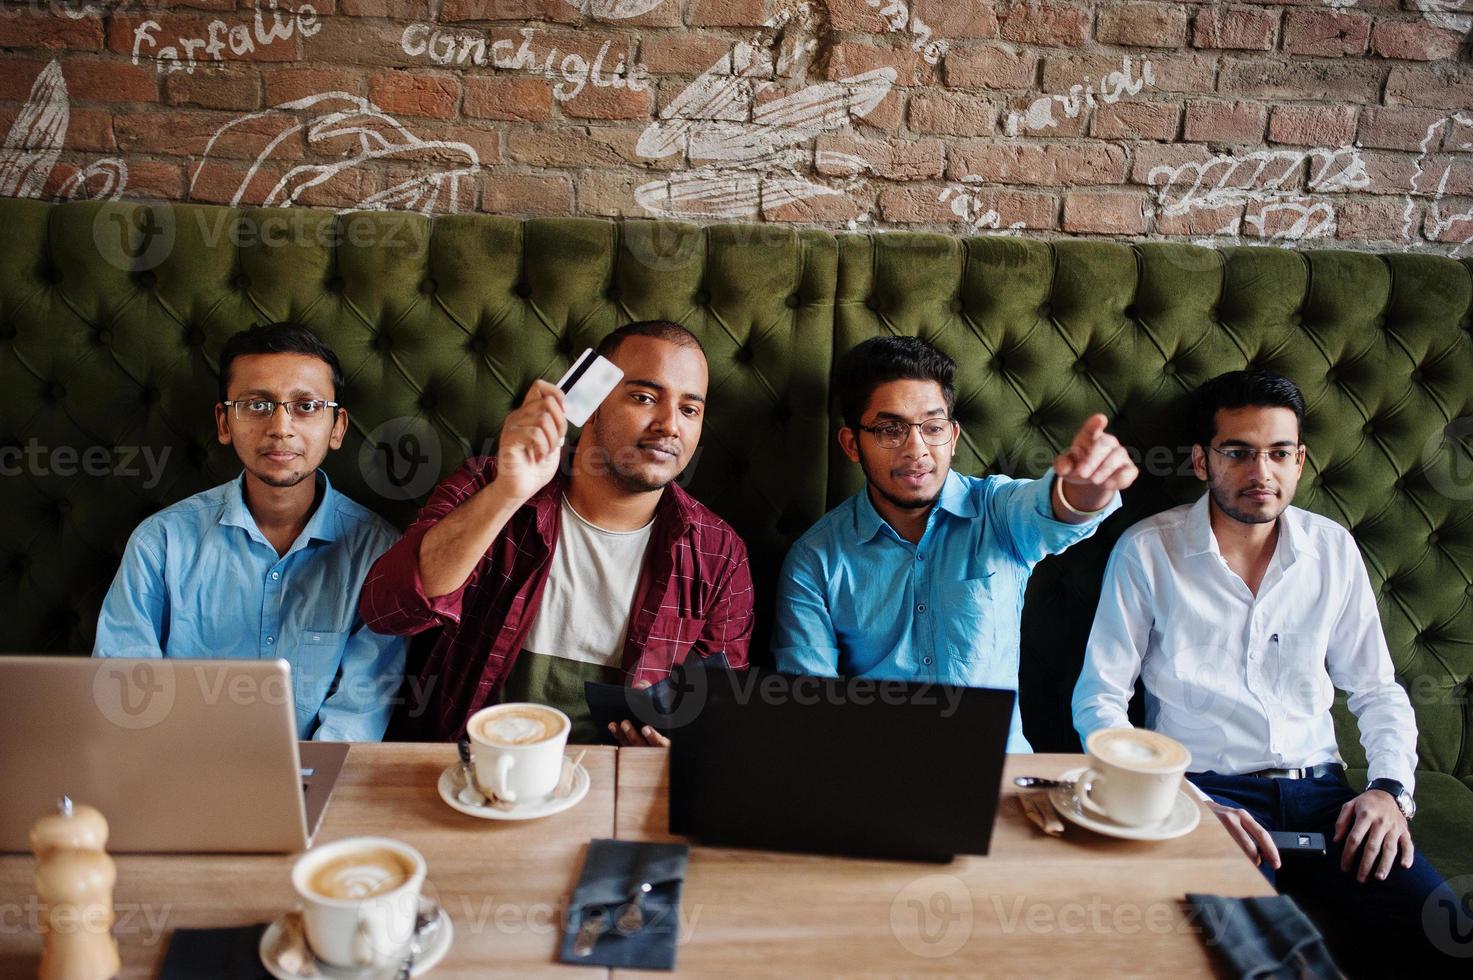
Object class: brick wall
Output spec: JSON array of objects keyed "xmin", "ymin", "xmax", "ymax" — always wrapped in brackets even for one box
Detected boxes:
[{"xmin": 0, "ymin": 0, "xmax": 1469, "ymax": 252}]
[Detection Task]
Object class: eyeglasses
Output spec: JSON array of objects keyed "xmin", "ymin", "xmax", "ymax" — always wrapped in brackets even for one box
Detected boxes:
[
  {"xmin": 858, "ymin": 418, "xmax": 956, "ymax": 449},
  {"xmin": 223, "ymin": 399, "xmax": 340, "ymax": 422},
  {"xmin": 1210, "ymin": 446, "xmax": 1304, "ymax": 467}
]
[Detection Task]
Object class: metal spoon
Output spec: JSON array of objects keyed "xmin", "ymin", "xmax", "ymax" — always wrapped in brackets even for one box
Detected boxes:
[
  {"xmin": 613, "ymin": 847, "xmax": 656, "ymax": 937},
  {"xmin": 456, "ymin": 737, "xmax": 487, "ymax": 807},
  {"xmin": 394, "ymin": 901, "xmax": 442, "ymax": 980},
  {"xmin": 1014, "ymin": 776, "xmax": 1070, "ymax": 790}
]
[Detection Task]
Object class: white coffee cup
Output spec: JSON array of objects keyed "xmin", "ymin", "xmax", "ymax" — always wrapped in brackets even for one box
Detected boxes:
[
  {"xmin": 1074, "ymin": 728, "xmax": 1192, "ymax": 828},
  {"xmin": 466, "ymin": 703, "xmax": 571, "ymax": 805},
  {"xmin": 291, "ymin": 836, "xmax": 425, "ymax": 969}
]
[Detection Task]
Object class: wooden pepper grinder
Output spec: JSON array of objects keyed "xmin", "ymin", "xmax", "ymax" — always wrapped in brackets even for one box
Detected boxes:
[{"xmin": 30, "ymin": 797, "xmax": 121, "ymax": 980}]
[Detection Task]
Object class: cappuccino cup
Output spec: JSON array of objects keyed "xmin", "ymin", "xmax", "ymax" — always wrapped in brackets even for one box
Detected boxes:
[
  {"xmin": 291, "ymin": 836, "xmax": 425, "ymax": 969},
  {"xmin": 1074, "ymin": 729, "xmax": 1191, "ymax": 828},
  {"xmin": 467, "ymin": 703, "xmax": 570, "ymax": 805}
]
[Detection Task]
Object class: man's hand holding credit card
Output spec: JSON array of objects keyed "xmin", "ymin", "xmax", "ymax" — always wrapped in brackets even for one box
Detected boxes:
[
  {"xmin": 494, "ymin": 349, "xmax": 623, "ymax": 503},
  {"xmin": 556, "ymin": 349, "xmax": 625, "ymax": 427}
]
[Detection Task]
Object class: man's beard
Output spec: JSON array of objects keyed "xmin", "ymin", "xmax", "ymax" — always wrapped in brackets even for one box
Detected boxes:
[
  {"xmin": 594, "ymin": 415, "xmax": 680, "ymax": 495},
  {"xmin": 858, "ymin": 454, "xmax": 941, "ymax": 512},
  {"xmin": 609, "ymin": 464, "xmax": 671, "ymax": 495},
  {"xmin": 1207, "ymin": 481, "xmax": 1282, "ymax": 525},
  {"xmin": 250, "ymin": 466, "xmax": 312, "ymax": 489}
]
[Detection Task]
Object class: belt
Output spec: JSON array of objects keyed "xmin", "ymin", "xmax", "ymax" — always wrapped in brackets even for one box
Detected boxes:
[{"xmin": 1242, "ymin": 763, "xmax": 1345, "ymax": 780}]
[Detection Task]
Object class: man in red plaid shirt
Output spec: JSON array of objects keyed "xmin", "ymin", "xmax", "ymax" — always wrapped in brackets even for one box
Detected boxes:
[{"xmin": 360, "ymin": 321, "xmax": 753, "ymax": 744}]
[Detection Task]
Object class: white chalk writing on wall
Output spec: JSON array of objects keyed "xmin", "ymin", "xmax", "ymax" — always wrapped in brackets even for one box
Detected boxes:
[
  {"xmin": 1323, "ymin": 0, "xmax": 1472, "ymax": 33},
  {"xmin": 633, "ymin": 3, "xmax": 894, "ymax": 219},
  {"xmin": 0, "ymin": 60, "xmax": 127, "ymax": 201},
  {"xmin": 1006, "ymin": 56, "xmax": 1154, "ymax": 137},
  {"xmin": 1148, "ymin": 148, "xmax": 1370, "ymax": 244},
  {"xmin": 563, "ymin": 0, "xmax": 670, "ymax": 18},
  {"xmin": 1412, "ymin": 0, "xmax": 1473, "ymax": 33},
  {"xmin": 400, "ymin": 24, "xmax": 649, "ymax": 101},
  {"xmin": 1404, "ymin": 112, "xmax": 1473, "ymax": 256},
  {"xmin": 191, "ymin": 92, "xmax": 481, "ymax": 213},
  {"xmin": 862, "ymin": 0, "xmax": 947, "ymax": 66},
  {"xmin": 938, "ymin": 179, "xmax": 1027, "ymax": 234},
  {"xmin": 130, "ymin": 0, "xmax": 320, "ymax": 75}
]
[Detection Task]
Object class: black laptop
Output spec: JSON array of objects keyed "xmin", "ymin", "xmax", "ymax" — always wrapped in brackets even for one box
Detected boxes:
[{"xmin": 669, "ymin": 666, "xmax": 1014, "ymax": 862}]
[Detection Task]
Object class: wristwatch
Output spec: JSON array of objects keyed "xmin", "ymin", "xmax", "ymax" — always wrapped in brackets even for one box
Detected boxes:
[{"xmin": 1367, "ymin": 778, "xmax": 1417, "ymax": 820}]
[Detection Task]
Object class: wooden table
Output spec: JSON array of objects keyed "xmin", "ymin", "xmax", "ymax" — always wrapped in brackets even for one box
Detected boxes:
[
  {"xmin": 0, "ymin": 744, "xmax": 619, "ymax": 979},
  {"xmin": 614, "ymin": 749, "xmax": 1275, "ymax": 977},
  {"xmin": 1, "ymin": 746, "xmax": 1273, "ymax": 978}
]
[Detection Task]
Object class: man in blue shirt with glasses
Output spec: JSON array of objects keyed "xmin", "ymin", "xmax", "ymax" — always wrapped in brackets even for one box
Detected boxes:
[
  {"xmin": 773, "ymin": 336, "xmax": 1137, "ymax": 751},
  {"xmin": 94, "ymin": 322, "xmax": 405, "ymax": 742}
]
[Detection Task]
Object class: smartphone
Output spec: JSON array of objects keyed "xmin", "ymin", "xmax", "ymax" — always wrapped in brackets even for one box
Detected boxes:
[{"xmin": 1268, "ymin": 830, "xmax": 1327, "ymax": 856}]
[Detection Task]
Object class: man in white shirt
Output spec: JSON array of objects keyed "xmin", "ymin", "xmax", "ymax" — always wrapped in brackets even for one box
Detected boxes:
[{"xmin": 1073, "ymin": 370, "xmax": 1450, "ymax": 968}]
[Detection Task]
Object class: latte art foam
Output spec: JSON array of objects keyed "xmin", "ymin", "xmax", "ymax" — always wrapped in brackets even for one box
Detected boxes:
[
  {"xmin": 307, "ymin": 848, "xmax": 415, "ymax": 901},
  {"xmin": 473, "ymin": 705, "xmax": 564, "ymax": 746},
  {"xmin": 1090, "ymin": 728, "xmax": 1190, "ymax": 773}
]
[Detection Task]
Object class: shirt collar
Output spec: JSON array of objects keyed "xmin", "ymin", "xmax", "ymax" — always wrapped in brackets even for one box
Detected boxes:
[
  {"xmin": 853, "ymin": 469, "xmax": 971, "ymax": 543},
  {"xmin": 1183, "ymin": 491, "xmax": 1318, "ymax": 562},
  {"xmin": 221, "ymin": 470, "xmax": 341, "ymax": 546}
]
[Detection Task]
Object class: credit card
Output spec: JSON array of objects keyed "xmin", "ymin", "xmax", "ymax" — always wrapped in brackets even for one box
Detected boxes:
[{"xmin": 556, "ymin": 348, "xmax": 624, "ymax": 426}]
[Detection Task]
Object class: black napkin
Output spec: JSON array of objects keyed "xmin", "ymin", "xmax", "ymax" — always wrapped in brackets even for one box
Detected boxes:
[
  {"xmin": 157, "ymin": 923, "xmax": 272, "ymax": 980},
  {"xmin": 1185, "ymin": 893, "xmax": 1346, "ymax": 979},
  {"xmin": 559, "ymin": 838, "xmax": 691, "ymax": 970}
]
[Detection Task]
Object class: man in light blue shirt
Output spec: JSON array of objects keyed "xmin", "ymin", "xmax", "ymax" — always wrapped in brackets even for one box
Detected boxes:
[
  {"xmin": 95, "ymin": 322, "xmax": 405, "ymax": 742},
  {"xmin": 773, "ymin": 337, "xmax": 1137, "ymax": 751}
]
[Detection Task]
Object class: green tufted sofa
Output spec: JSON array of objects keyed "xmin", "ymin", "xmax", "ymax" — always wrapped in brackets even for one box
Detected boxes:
[{"xmin": 3, "ymin": 198, "xmax": 1471, "ymax": 885}]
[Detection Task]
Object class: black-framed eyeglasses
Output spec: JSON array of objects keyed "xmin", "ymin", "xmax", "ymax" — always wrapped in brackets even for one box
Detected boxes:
[
  {"xmin": 223, "ymin": 398, "xmax": 340, "ymax": 422},
  {"xmin": 1209, "ymin": 446, "xmax": 1304, "ymax": 467},
  {"xmin": 858, "ymin": 418, "xmax": 957, "ymax": 449}
]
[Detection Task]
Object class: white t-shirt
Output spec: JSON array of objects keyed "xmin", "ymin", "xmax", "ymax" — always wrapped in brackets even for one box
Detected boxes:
[{"xmin": 521, "ymin": 495, "xmax": 655, "ymax": 667}]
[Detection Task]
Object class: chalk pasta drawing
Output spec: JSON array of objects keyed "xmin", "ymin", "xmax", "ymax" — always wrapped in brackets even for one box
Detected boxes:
[
  {"xmin": 0, "ymin": 60, "xmax": 128, "ymax": 201},
  {"xmin": 1404, "ymin": 112, "xmax": 1473, "ymax": 256},
  {"xmin": 189, "ymin": 92, "xmax": 482, "ymax": 214},
  {"xmin": 633, "ymin": 3, "xmax": 894, "ymax": 219},
  {"xmin": 1147, "ymin": 148, "xmax": 1370, "ymax": 243}
]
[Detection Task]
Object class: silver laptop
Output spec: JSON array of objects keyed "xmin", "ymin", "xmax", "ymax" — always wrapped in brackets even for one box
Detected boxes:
[{"xmin": 0, "ymin": 656, "xmax": 348, "ymax": 853}]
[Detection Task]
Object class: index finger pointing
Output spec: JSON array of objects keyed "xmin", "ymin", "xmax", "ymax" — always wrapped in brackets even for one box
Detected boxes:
[{"xmin": 1075, "ymin": 413, "xmax": 1109, "ymax": 444}]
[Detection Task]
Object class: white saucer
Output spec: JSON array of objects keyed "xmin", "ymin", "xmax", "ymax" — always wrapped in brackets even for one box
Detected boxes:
[
  {"xmin": 1048, "ymin": 767, "xmax": 1201, "ymax": 841},
  {"xmin": 258, "ymin": 898, "xmax": 452, "ymax": 979},
  {"xmin": 436, "ymin": 759, "xmax": 589, "ymax": 820}
]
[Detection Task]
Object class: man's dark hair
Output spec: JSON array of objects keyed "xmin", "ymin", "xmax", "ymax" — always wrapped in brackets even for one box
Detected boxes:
[
  {"xmin": 836, "ymin": 336, "xmax": 956, "ymax": 431},
  {"xmin": 1190, "ymin": 369, "xmax": 1305, "ymax": 448},
  {"xmin": 594, "ymin": 320, "xmax": 704, "ymax": 361},
  {"xmin": 218, "ymin": 322, "xmax": 344, "ymax": 403}
]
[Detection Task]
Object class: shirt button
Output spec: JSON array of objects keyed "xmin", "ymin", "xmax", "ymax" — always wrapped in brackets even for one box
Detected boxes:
[
  {"xmin": 270, "ymin": 571, "xmax": 280, "ymax": 581},
  {"xmin": 916, "ymin": 603, "xmax": 927, "ymax": 613},
  {"xmin": 916, "ymin": 554, "xmax": 924, "ymax": 562},
  {"xmin": 923, "ymin": 657, "xmax": 933, "ymax": 665},
  {"xmin": 266, "ymin": 636, "xmax": 275, "ymax": 645}
]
